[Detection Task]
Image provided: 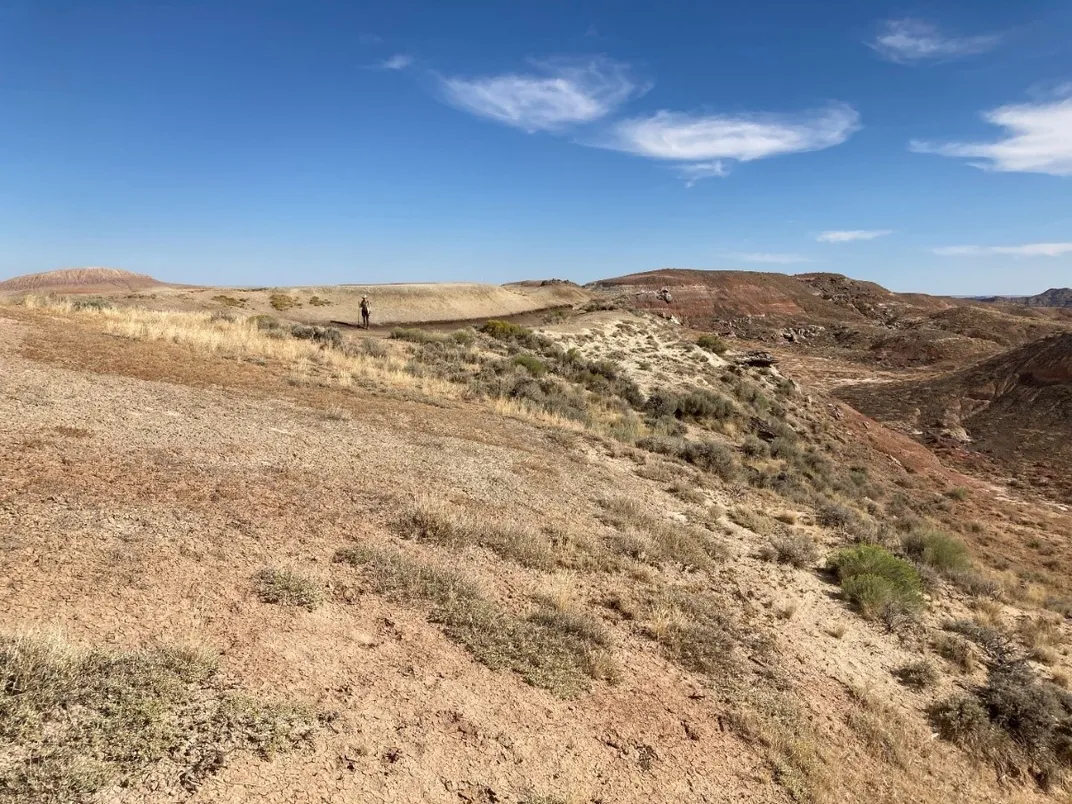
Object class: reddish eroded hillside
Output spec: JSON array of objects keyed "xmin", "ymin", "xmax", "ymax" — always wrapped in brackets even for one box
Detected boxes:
[
  {"xmin": 0, "ymin": 267, "xmax": 164, "ymax": 295},
  {"xmin": 838, "ymin": 333, "xmax": 1072, "ymax": 503},
  {"xmin": 590, "ymin": 269, "xmax": 1072, "ymax": 370},
  {"xmin": 589, "ymin": 268, "xmax": 858, "ymax": 321}
]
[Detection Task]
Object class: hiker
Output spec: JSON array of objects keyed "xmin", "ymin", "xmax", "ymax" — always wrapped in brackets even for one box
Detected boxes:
[{"xmin": 360, "ymin": 295, "xmax": 371, "ymax": 329}]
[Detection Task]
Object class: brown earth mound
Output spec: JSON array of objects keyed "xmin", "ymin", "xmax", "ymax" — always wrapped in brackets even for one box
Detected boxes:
[
  {"xmin": 0, "ymin": 267, "xmax": 164, "ymax": 295},
  {"xmin": 838, "ymin": 333, "xmax": 1072, "ymax": 502},
  {"xmin": 588, "ymin": 268, "xmax": 861, "ymax": 320}
]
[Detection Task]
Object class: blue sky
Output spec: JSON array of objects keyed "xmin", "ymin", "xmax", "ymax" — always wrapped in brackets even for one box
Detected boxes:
[{"xmin": 1, "ymin": 1, "xmax": 1070, "ymax": 294}]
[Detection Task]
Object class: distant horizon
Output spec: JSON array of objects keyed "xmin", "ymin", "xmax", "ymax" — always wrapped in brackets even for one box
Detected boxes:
[{"xmin": 1, "ymin": 263, "xmax": 1066, "ymax": 301}]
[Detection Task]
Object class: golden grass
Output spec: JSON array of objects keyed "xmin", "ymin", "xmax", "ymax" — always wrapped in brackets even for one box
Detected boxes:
[
  {"xmin": 12, "ymin": 296, "xmax": 652, "ymax": 442},
  {"xmin": 19, "ymin": 294, "xmax": 438, "ymax": 387}
]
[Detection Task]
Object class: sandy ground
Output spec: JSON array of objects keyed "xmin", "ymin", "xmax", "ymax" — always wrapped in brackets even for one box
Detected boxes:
[{"xmin": 0, "ymin": 308, "xmax": 1063, "ymax": 804}]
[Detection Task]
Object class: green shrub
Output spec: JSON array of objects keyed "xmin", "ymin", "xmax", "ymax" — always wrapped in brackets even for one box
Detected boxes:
[
  {"xmin": 390, "ymin": 327, "xmax": 442, "ymax": 344},
  {"xmin": 901, "ymin": 531, "xmax": 971, "ymax": 575},
  {"xmin": 696, "ymin": 334, "xmax": 728, "ymax": 355},
  {"xmin": 480, "ymin": 319, "xmax": 531, "ymax": 341},
  {"xmin": 513, "ymin": 354, "xmax": 548, "ymax": 377},
  {"xmin": 828, "ymin": 545, "xmax": 923, "ymax": 620}
]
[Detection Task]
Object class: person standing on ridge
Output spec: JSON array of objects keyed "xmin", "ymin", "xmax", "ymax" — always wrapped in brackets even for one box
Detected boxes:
[{"xmin": 360, "ymin": 295, "xmax": 371, "ymax": 329}]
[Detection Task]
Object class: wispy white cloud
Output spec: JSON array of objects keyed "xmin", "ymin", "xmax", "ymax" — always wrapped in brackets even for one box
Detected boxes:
[
  {"xmin": 599, "ymin": 104, "xmax": 858, "ymax": 185},
  {"xmin": 871, "ymin": 19, "xmax": 1000, "ymax": 64},
  {"xmin": 911, "ymin": 99, "xmax": 1072, "ymax": 177},
  {"xmin": 678, "ymin": 160, "xmax": 728, "ymax": 187},
  {"xmin": 439, "ymin": 56, "xmax": 643, "ymax": 133},
  {"xmin": 359, "ymin": 33, "xmax": 382, "ymax": 46},
  {"xmin": 816, "ymin": 229, "xmax": 893, "ymax": 243},
  {"xmin": 934, "ymin": 243, "xmax": 1072, "ymax": 257},
  {"xmin": 606, "ymin": 103, "xmax": 859, "ymax": 165},
  {"xmin": 731, "ymin": 252, "xmax": 814, "ymax": 265},
  {"xmin": 380, "ymin": 54, "xmax": 413, "ymax": 70}
]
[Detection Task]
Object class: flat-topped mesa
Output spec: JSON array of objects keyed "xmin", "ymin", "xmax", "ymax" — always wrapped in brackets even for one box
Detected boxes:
[{"xmin": 0, "ymin": 267, "xmax": 163, "ymax": 294}]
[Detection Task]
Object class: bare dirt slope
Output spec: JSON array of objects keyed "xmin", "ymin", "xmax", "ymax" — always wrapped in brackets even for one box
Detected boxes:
[
  {"xmin": 837, "ymin": 333, "xmax": 1072, "ymax": 504},
  {"xmin": 2, "ymin": 301, "xmax": 1071, "ymax": 803}
]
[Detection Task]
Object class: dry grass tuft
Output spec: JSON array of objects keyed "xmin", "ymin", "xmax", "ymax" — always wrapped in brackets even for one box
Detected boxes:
[
  {"xmin": 0, "ymin": 634, "xmax": 315, "ymax": 802},
  {"xmin": 254, "ymin": 567, "xmax": 322, "ymax": 611},
  {"xmin": 393, "ymin": 497, "xmax": 559, "ymax": 570},
  {"xmin": 932, "ymin": 633, "xmax": 977, "ymax": 673},
  {"xmin": 846, "ymin": 686, "xmax": 920, "ymax": 769},
  {"xmin": 727, "ymin": 697, "xmax": 830, "ymax": 804},
  {"xmin": 760, "ymin": 531, "xmax": 819, "ymax": 569},
  {"xmin": 334, "ymin": 545, "xmax": 615, "ymax": 696}
]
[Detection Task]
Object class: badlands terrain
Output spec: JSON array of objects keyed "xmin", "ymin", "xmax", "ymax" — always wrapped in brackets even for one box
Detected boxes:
[{"xmin": 1, "ymin": 267, "xmax": 1072, "ymax": 803}]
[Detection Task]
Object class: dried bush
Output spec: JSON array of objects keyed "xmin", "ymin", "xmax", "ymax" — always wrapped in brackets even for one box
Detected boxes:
[
  {"xmin": 762, "ymin": 531, "xmax": 819, "ymax": 569},
  {"xmin": 0, "ymin": 636, "xmax": 315, "ymax": 802},
  {"xmin": 268, "ymin": 293, "xmax": 298, "ymax": 311},
  {"xmin": 335, "ymin": 546, "xmax": 615, "ymax": 697},
  {"xmin": 895, "ymin": 659, "xmax": 939, "ymax": 689},
  {"xmin": 933, "ymin": 633, "xmax": 977, "ymax": 673}
]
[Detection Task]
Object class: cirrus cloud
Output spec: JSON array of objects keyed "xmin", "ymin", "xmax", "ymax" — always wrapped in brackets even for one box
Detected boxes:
[
  {"xmin": 934, "ymin": 243, "xmax": 1072, "ymax": 257},
  {"xmin": 871, "ymin": 19, "xmax": 1000, "ymax": 64},
  {"xmin": 439, "ymin": 56, "xmax": 644, "ymax": 133},
  {"xmin": 605, "ymin": 103, "xmax": 860, "ymax": 165},
  {"xmin": 911, "ymin": 99, "xmax": 1072, "ymax": 177},
  {"xmin": 816, "ymin": 229, "xmax": 892, "ymax": 243},
  {"xmin": 381, "ymin": 54, "xmax": 414, "ymax": 71}
]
